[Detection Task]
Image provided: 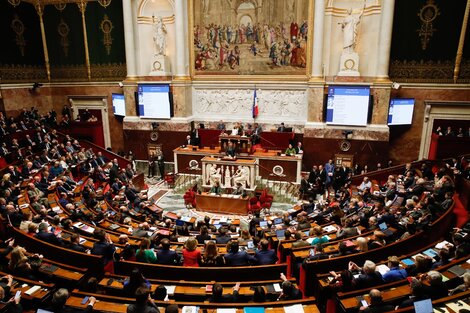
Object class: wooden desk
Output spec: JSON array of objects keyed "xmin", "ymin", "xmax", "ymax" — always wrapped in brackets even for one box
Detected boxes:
[
  {"xmin": 174, "ymin": 147, "xmax": 302, "ymax": 183},
  {"xmin": 219, "ymin": 134, "xmax": 252, "ymax": 153},
  {"xmin": 196, "ymin": 193, "xmax": 249, "ymax": 215}
]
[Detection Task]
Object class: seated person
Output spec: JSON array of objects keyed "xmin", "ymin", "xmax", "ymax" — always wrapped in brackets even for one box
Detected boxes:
[
  {"xmin": 382, "ymin": 256, "xmax": 408, "ymax": 282},
  {"xmin": 208, "ymin": 282, "xmax": 240, "ymax": 303},
  {"xmin": 254, "ymin": 239, "xmax": 278, "ymax": 265},
  {"xmin": 127, "ymin": 287, "xmax": 159, "ymax": 313},
  {"xmin": 278, "ymin": 273, "xmax": 302, "ymax": 300},
  {"xmin": 156, "ymin": 238, "xmax": 181, "ymax": 265},
  {"xmin": 420, "ymin": 270, "xmax": 449, "ymax": 300},
  {"xmin": 349, "ymin": 260, "xmax": 384, "ymax": 289},
  {"xmin": 225, "ymin": 142, "xmax": 237, "ymax": 158},
  {"xmin": 224, "ymin": 241, "xmax": 255, "ymax": 266},
  {"xmin": 232, "ymin": 182, "xmax": 245, "ymax": 196},
  {"xmin": 44, "ymin": 288, "xmax": 96, "ymax": 313},
  {"xmin": 209, "ymin": 180, "xmax": 222, "ymax": 195},
  {"xmin": 284, "ymin": 143, "xmax": 296, "ymax": 156},
  {"xmin": 360, "ymin": 289, "xmax": 395, "ymax": 313}
]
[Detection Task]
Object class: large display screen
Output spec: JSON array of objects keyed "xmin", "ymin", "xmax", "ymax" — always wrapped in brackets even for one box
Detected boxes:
[
  {"xmin": 388, "ymin": 98, "xmax": 415, "ymax": 125},
  {"xmin": 137, "ymin": 84, "xmax": 171, "ymax": 119},
  {"xmin": 326, "ymin": 86, "xmax": 370, "ymax": 126},
  {"xmin": 112, "ymin": 93, "xmax": 126, "ymax": 117}
]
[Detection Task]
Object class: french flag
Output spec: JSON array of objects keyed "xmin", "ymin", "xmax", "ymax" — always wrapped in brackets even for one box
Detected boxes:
[{"xmin": 252, "ymin": 89, "xmax": 259, "ymax": 118}]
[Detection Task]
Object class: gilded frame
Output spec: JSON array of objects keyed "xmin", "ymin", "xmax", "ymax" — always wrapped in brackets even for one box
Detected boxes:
[{"xmin": 188, "ymin": 0, "xmax": 314, "ymax": 81}]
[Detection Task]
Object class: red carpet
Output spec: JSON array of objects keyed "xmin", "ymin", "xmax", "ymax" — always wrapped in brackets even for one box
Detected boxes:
[{"xmin": 453, "ymin": 194, "xmax": 469, "ymax": 228}]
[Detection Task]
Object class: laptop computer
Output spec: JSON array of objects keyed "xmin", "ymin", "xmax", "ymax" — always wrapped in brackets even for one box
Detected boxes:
[
  {"xmin": 273, "ymin": 218, "xmax": 283, "ymax": 225},
  {"xmin": 175, "ymin": 219, "xmax": 185, "ymax": 226},
  {"xmin": 247, "ymin": 241, "xmax": 255, "ymax": 249},
  {"xmin": 259, "ymin": 220, "xmax": 268, "ymax": 229},
  {"xmin": 275, "ymin": 229, "xmax": 285, "ymax": 240},
  {"xmin": 413, "ymin": 298, "xmax": 433, "ymax": 313},
  {"xmin": 378, "ymin": 222, "xmax": 393, "ymax": 236}
]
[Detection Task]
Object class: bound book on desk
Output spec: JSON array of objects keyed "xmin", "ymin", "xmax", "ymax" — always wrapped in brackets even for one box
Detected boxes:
[
  {"xmin": 448, "ymin": 265, "xmax": 466, "ymax": 277},
  {"xmin": 41, "ymin": 263, "xmax": 59, "ymax": 273},
  {"xmin": 109, "ymin": 224, "xmax": 120, "ymax": 231},
  {"xmin": 205, "ymin": 284, "xmax": 213, "ymax": 293}
]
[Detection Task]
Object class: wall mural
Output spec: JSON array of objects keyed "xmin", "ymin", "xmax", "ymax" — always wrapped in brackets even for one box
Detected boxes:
[{"xmin": 192, "ymin": 0, "xmax": 310, "ymax": 75}]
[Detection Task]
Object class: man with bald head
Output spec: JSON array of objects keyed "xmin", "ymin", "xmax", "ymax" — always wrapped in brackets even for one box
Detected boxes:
[{"xmin": 359, "ymin": 289, "xmax": 394, "ymax": 312}]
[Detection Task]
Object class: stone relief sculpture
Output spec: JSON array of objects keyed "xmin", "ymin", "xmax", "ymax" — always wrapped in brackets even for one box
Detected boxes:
[
  {"xmin": 194, "ymin": 89, "xmax": 307, "ymax": 121},
  {"xmin": 207, "ymin": 163, "xmax": 221, "ymax": 185},
  {"xmin": 233, "ymin": 165, "xmax": 250, "ymax": 188}
]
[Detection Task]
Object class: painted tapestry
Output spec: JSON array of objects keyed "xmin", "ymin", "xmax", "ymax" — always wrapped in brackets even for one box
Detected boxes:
[{"xmin": 192, "ymin": 0, "xmax": 310, "ymax": 75}]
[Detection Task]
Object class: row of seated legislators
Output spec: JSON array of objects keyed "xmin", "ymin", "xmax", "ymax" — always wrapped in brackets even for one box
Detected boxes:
[
  {"xmin": 0, "ymin": 107, "xmax": 468, "ymax": 311},
  {"xmin": 434, "ymin": 125, "xmax": 470, "ymax": 137}
]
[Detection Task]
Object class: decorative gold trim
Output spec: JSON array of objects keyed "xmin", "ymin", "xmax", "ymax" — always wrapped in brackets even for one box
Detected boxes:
[
  {"xmin": 389, "ymin": 59, "xmax": 470, "ymax": 83},
  {"xmin": 100, "ymin": 14, "xmax": 113, "ymax": 55},
  {"xmin": 35, "ymin": 2, "xmax": 51, "ymax": 82},
  {"xmin": 454, "ymin": 0, "xmax": 470, "ymax": 83},
  {"xmin": 0, "ymin": 65, "xmax": 47, "ymax": 83},
  {"xmin": 137, "ymin": 15, "xmax": 175, "ymax": 24},
  {"xmin": 305, "ymin": 0, "xmax": 314, "ymax": 78},
  {"xmin": 417, "ymin": 0, "xmax": 440, "ymax": 51},
  {"xmin": 77, "ymin": 0, "xmax": 91, "ymax": 81},
  {"xmin": 97, "ymin": 0, "xmax": 111, "ymax": 8},
  {"xmin": 11, "ymin": 14, "xmax": 26, "ymax": 57},
  {"xmin": 54, "ymin": 2, "xmax": 66, "ymax": 10},
  {"xmin": 8, "ymin": 0, "xmax": 21, "ymax": 6},
  {"xmin": 188, "ymin": 0, "xmax": 313, "ymax": 79},
  {"xmin": 57, "ymin": 18, "xmax": 70, "ymax": 57}
]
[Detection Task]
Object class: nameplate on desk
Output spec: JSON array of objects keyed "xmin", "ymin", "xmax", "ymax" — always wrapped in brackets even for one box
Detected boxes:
[{"xmin": 25, "ymin": 285, "xmax": 41, "ymax": 295}]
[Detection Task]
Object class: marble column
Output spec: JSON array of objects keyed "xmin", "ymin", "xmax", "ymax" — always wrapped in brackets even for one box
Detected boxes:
[
  {"xmin": 375, "ymin": 0, "xmax": 395, "ymax": 80},
  {"xmin": 122, "ymin": 0, "xmax": 137, "ymax": 78},
  {"xmin": 174, "ymin": 0, "xmax": 187, "ymax": 77},
  {"xmin": 311, "ymin": 0, "xmax": 326, "ymax": 80}
]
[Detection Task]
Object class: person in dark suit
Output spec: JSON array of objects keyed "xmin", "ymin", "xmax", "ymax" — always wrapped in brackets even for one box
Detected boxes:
[
  {"xmin": 224, "ymin": 241, "xmax": 255, "ymax": 266},
  {"xmin": 35, "ymin": 223, "xmax": 63, "ymax": 246},
  {"xmin": 278, "ymin": 273, "xmax": 302, "ymax": 300},
  {"xmin": 215, "ymin": 227, "xmax": 231, "ymax": 245},
  {"xmin": 156, "ymin": 151, "xmax": 165, "ymax": 180},
  {"xmin": 420, "ymin": 271, "xmax": 449, "ymax": 300},
  {"xmin": 254, "ymin": 239, "xmax": 278, "ymax": 265},
  {"xmin": 156, "ymin": 239, "xmax": 180, "ymax": 265},
  {"xmin": 68, "ymin": 233, "xmax": 87, "ymax": 253},
  {"xmin": 44, "ymin": 288, "xmax": 96, "ymax": 313},
  {"xmin": 305, "ymin": 244, "xmax": 329, "ymax": 262},
  {"xmin": 91, "ymin": 229, "xmax": 116, "ymax": 266},
  {"xmin": 359, "ymin": 289, "xmax": 395, "ymax": 313},
  {"xmin": 225, "ymin": 142, "xmax": 237, "ymax": 158},
  {"xmin": 190, "ymin": 125, "xmax": 200, "ymax": 146},
  {"xmin": 127, "ymin": 287, "xmax": 159, "ymax": 313},
  {"xmin": 349, "ymin": 260, "xmax": 384, "ymax": 289},
  {"xmin": 196, "ymin": 226, "xmax": 211, "ymax": 244},
  {"xmin": 251, "ymin": 123, "xmax": 262, "ymax": 144},
  {"xmin": 147, "ymin": 154, "xmax": 155, "ymax": 178},
  {"xmin": 277, "ymin": 122, "xmax": 286, "ymax": 132},
  {"xmin": 208, "ymin": 282, "xmax": 240, "ymax": 303}
]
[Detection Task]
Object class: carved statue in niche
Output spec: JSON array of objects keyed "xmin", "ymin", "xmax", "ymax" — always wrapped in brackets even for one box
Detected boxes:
[
  {"xmin": 152, "ymin": 15, "xmax": 167, "ymax": 56},
  {"xmin": 338, "ymin": 5, "xmax": 365, "ymax": 53},
  {"xmin": 208, "ymin": 163, "xmax": 221, "ymax": 185}
]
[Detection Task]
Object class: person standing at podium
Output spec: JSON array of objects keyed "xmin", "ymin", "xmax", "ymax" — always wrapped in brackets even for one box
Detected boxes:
[
  {"xmin": 251, "ymin": 123, "xmax": 262, "ymax": 145},
  {"xmin": 225, "ymin": 142, "xmax": 237, "ymax": 158}
]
